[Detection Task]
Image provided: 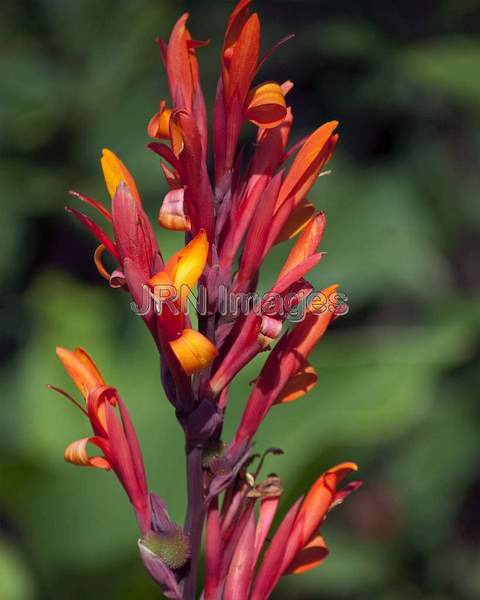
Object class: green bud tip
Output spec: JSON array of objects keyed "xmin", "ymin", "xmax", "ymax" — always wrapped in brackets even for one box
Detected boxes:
[{"xmin": 141, "ymin": 528, "xmax": 191, "ymax": 570}]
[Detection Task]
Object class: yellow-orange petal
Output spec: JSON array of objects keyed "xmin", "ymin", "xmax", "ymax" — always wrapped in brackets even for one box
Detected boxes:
[
  {"xmin": 148, "ymin": 270, "xmax": 176, "ymax": 302},
  {"xmin": 164, "ymin": 230, "xmax": 209, "ymax": 307},
  {"xmin": 169, "ymin": 329, "xmax": 218, "ymax": 375},
  {"xmin": 147, "ymin": 101, "xmax": 172, "ymax": 139},
  {"xmin": 101, "ymin": 148, "xmax": 140, "ymax": 203},
  {"xmin": 288, "ymin": 535, "xmax": 329, "ymax": 575},
  {"xmin": 56, "ymin": 347, "xmax": 105, "ymax": 399},
  {"xmin": 64, "ymin": 437, "xmax": 111, "ymax": 470},
  {"xmin": 245, "ymin": 82, "xmax": 287, "ymax": 129},
  {"xmin": 275, "ymin": 362, "xmax": 317, "ymax": 404},
  {"xmin": 275, "ymin": 200, "xmax": 315, "ymax": 244}
]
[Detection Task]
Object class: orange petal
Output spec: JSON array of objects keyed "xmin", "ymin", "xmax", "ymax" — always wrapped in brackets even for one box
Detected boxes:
[
  {"xmin": 275, "ymin": 361, "xmax": 317, "ymax": 404},
  {"xmin": 64, "ymin": 437, "xmax": 111, "ymax": 470},
  {"xmin": 299, "ymin": 463, "xmax": 358, "ymax": 544},
  {"xmin": 164, "ymin": 230, "xmax": 209, "ymax": 307},
  {"xmin": 275, "ymin": 200, "xmax": 315, "ymax": 244},
  {"xmin": 277, "ymin": 121, "xmax": 338, "ymax": 209},
  {"xmin": 169, "ymin": 328, "xmax": 218, "ymax": 375},
  {"xmin": 101, "ymin": 148, "xmax": 141, "ymax": 203},
  {"xmin": 56, "ymin": 347, "xmax": 105, "ymax": 399},
  {"xmin": 147, "ymin": 101, "xmax": 172, "ymax": 139},
  {"xmin": 278, "ymin": 213, "xmax": 326, "ymax": 278},
  {"xmin": 245, "ymin": 82, "xmax": 287, "ymax": 128},
  {"xmin": 288, "ymin": 535, "xmax": 329, "ymax": 575}
]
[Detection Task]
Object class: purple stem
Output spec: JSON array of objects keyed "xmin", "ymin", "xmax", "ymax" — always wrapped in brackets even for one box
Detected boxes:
[{"xmin": 183, "ymin": 445, "xmax": 205, "ymax": 600}]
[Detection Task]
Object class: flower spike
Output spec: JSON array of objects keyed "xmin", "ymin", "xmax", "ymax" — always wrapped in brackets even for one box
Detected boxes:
[{"xmin": 58, "ymin": 1, "xmax": 359, "ymax": 598}]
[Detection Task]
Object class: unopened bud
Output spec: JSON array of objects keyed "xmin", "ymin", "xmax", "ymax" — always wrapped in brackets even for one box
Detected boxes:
[{"xmin": 141, "ymin": 528, "xmax": 191, "ymax": 570}]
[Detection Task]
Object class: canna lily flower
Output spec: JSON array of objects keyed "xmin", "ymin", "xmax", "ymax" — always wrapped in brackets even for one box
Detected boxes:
[
  {"xmin": 52, "ymin": 347, "xmax": 151, "ymax": 534},
  {"xmin": 61, "ymin": 2, "xmax": 360, "ymax": 598}
]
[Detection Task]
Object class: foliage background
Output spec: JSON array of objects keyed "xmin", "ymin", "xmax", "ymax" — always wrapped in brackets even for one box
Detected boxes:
[{"xmin": 1, "ymin": 0, "xmax": 479, "ymax": 598}]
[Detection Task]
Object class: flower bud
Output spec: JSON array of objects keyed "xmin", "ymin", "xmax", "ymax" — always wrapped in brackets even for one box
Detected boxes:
[{"xmin": 141, "ymin": 528, "xmax": 191, "ymax": 570}]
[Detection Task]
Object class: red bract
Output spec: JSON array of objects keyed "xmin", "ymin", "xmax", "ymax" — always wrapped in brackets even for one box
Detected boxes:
[{"xmin": 54, "ymin": 2, "xmax": 360, "ymax": 599}]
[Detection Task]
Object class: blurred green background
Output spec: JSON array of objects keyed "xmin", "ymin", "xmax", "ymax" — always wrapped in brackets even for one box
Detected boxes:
[{"xmin": 1, "ymin": 0, "xmax": 480, "ymax": 598}]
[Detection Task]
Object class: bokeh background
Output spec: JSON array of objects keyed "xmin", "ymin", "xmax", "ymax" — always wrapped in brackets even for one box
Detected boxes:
[{"xmin": 1, "ymin": 0, "xmax": 480, "ymax": 598}]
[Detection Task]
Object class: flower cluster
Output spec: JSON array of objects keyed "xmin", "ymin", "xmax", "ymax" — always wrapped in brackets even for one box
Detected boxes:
[{"xmin": 50, "ymin": 1, "xmax": 360, "ymax": 598}]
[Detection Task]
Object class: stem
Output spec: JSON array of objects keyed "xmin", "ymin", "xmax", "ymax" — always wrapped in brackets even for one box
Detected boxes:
[{"xmin": 184, "ymin": 445, "xmax": 205, "ymax": 600}]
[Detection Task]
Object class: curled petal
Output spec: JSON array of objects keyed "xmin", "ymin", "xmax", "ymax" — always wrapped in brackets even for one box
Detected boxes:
[
  {"xmin": 158, "ymin": 188, "xmax": 191, "ymax": 232},
  {"xmin": 56, "ymin": 347, "xmax": 104, "ymax": 399},
  {"xmin": 110, "ymin": 269, "xmax": 126, "ymax": 289},
  {"xmin": 169, "ymin": 329, "xmax": 218, "ymax": 375},
  {"xmin": 101, "ymin": 148, "xmax": 141, "ymax": 203},
  {"xmin": 245, "ymin": 82, "xmax": 287, "ymax": 128},
  {"xmin": 275, "ymin": 361, "xmax": 317, "ymax": 404},
  {"xmin": 94, "ymin": 244, "xmax": 111, "ymax": 281},
  {"xmin": 64, "ymin": 437, "xmax": 111, "ymax": 470},
  {"xmin": 147, "ymin": 101, "xmax": 172, "ymax": 139},
  {"xmin": 287, "ymin": 535, "xmax": 329, "ymax": 575}
]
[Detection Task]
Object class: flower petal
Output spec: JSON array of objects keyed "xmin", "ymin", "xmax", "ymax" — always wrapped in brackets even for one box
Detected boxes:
[
  {"xmin": 169, "ymin": 329, "xmax": 218, "ymax": 375},
  {"xmin": 158, "ymin": 187, "xmax": 191, "ymax": 232},
  {"xmin": 299, "ymin": 463, "xmax": 358, "ymax": 544},
  {"xmin": 147, "ymin": 101, "xmax": 172, "ymax": 139},
  {"xmin": 275, "ymin": 199, "xmax": 315, "ymax": 244},
  {"xmin": 287, "ymin": 535, "xmax": 329, "ymax": 575},
  {"xmin": 64, "ymin": 436, "xmax": 111, "ymax": 470},
  {"xmin": 245, "ymin": 82, "xmax": 287, "ymax": 128},
  {"xmin": 277, "ymin": 121, "xmax": 338, "ymax": 209},
  {"xmin": 56, "ymin": 346, "xmax": 104, "ymax": 399},
  {"xmin": 164, "ymin": 229, "xmax": 209, "ymax": 301},
  {"xmin": 101, "ymin": 148, "xmax": 141, "ymax": 203},
  {"xmin": 275, "ymin": 361, "xmax": 317, "ymax": 404}
]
